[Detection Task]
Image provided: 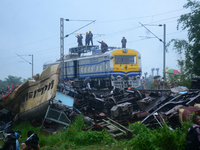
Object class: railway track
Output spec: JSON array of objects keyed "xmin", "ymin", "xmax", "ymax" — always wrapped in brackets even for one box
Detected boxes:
[
  {"xmin": 91, "ymin": 89, "xmax": 199, "ymax": 95},
  {"xmin": 96, "ymin": 117, "xmax": 133, "ymax": 138}
]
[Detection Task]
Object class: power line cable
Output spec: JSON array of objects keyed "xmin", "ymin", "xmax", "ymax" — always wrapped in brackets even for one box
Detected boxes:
[
  {"xmin": 97, "ymin": 9, "xmax": 185, "ymax": 23},
  {"xmin": 1, "ymin": 35, "xmax": 59, "ymax": 52},
  {"xmin": 1, "ymin": 8, "xmax": 185, "ymax": 53},
  {"xmin": 65, "ymin": 20, "xmax": 96, "ymax": 37},
  {"xmin": 0, "ymin": 30, "xmax": 187, "ymax": 67},
  {"xmin": 0, "ymin": 28, "xmax": 186, "ymax": 60},
  {"xmin": 152, "ymin": 16, "xmax": 180, "ymax": 23},
  {"xmin": 139, "ymin": 22, "xmax": 164, "ymax": 43},
  {"xmin": 126, "ymin": 30, "xmax": 187, "ymax": 44},
  {"xmin": 0, "ymin": 28, "xmax": 187, "ymax": 60},
  {"xmin": 15, "ymin": 53, "xmax": 31, "ymax": 64},
  {"xmin": 0, "ymin": 15, "xmax": 187, "ymax": 59}
]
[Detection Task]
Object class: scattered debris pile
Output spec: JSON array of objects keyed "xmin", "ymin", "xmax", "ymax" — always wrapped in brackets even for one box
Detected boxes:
[
  {"xmin": 74, "ymin": 87, "xmax": 200, "ymax": 132},
  {"xmin": 1, "ymin": 84, "xmax": 200, "ymax": 138}
]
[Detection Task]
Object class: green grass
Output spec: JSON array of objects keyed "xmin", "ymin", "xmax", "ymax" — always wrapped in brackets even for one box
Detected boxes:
[{"xmin": 0, "ymin": 115, "xmax": 193, "ymax": 150}]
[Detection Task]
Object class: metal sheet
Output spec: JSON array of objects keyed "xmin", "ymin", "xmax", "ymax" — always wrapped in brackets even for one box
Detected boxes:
[{"xmin": 54, "ymin": 91, "xmax": 74, "ymax": 107}]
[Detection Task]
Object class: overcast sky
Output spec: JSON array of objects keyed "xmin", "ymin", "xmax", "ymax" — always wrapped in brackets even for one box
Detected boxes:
[{"xmin": 0, "ymin": 0, "xmax": 190, "ymax": 80}]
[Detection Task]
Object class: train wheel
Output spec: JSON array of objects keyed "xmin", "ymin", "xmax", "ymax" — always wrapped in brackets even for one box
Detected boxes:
[
  {"xmin": 134, "ymin": 90, "xmax": 142, "ymax": 99},
  {"xmin": 105, "ymin": 97, "xmax": 117, "ymax": 111}
]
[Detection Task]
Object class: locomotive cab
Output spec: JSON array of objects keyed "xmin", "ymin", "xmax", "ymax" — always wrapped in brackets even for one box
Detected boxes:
[{"xmin": 110, "ymin": 48, "xmax": 142, "ymax": 88}]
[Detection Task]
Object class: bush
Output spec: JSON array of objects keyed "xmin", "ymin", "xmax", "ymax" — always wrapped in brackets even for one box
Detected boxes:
[
  {"xmin": 39, "ymin": 115, "xmax": 114, "ymax": 149},
  {"xmin": 10, "ymin": 114, "xmax": 194, "ymax": 149},
  {"xmin": 127, "ymin": 121, "xmax": 193, "ymax": 150}
]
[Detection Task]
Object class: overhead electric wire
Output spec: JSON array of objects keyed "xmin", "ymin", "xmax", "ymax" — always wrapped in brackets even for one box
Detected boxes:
[
  {"xmin": 31, "ymin": 46, "xmax": 59, "ymax": 54},
  {"xmin": 152, "ymin": 16, "xmax": 180, "ymax": 23},
  {"xmin": 2, "ymin": 15, "xmax": 180, "ymax": 54},
  {"xmin": 65, "ymin": 20, "xmax": 96, "ymax": 37},
  {"xmin": 0, "ymin": 54, "xmax": 60, "ymax": 67},
  {"xmin": 95, "ymin": 26, "xmax": 140, "ymax": 41},
  {"xmin": 1, "ymin": 9, "xmax": 184, "ymax": 53},
  {"xmin": 2, "ymin": 35, "xmax": 59, "ymax": 52},
  {"xmin": 139, "ymin": 22, "xmax": 164, "ymax": 43},
  {"xmin": 0, "ymin": 27, "xmax": 186, "ymax": 60},
  {"xmin": 66, "ymin": 19, "xmax": 95, "ymax": 21},
  {"xmin": 125, "ymin": 30, "xmax": 187, "ymax": 45},
  {"xmin": 0, "ymin": 8, "xmax": 188, "ymax": 60},
  {"xmin": 15, "ymin": 53, "xmax": 31, "ymax": 64},
  {"xmin": 0, "ymin": 55, "xmax": 19, "ymax": 60},
  {"xmin": 97, "ymin": 8, "xmax": 185, "ymax": 23}
]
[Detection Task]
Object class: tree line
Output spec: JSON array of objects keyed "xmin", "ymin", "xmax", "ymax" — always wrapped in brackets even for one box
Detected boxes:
[
  {"xmin": 167, "ymin": 0, "xmax": 200, "ymax": 78},
  {"xmin": 0, "ymin": 75, "xmax": 31, "ymax": 90}
]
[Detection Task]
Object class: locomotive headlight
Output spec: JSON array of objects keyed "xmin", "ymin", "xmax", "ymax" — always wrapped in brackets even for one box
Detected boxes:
[
  {"xmin": 123, "ymin": 49, "xmax": 128, "ymax": 53},
  {"xmin": 136, "ymin": 75, "xmax": 140, "ymax": 79},
  {"xmin": 117, "ymin": 75, "xmax": 122, "ymax": 80}
]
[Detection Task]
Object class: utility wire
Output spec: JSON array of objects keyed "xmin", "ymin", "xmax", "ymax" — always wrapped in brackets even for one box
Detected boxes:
[
  {"xmin": 152, "ymin": 16, "xmax": 180, "ymax": 23},
  {"xmin": 65, "ymin": 20, "xmax": 96, "ymax": 37},
  {"xmin": 1, "ymin": 8, "xmax": 185, "ymax": 53},
  {"xmin": 2, "ymin": 35, "xmax": 59, "ymax": 52},
  {"xmin": 97, "ymin": 9, "xmax": 184, "ymax": 23},
  {"xmin": 15, "ymin": 53, "xmax": 31, "ymax": 64},
  {"xmin": 0, "ymin": 28, "xmax": 186, "ymax": 60},
  {"xmin": 0, "ymin": 30, "xmax": 187, "ymax": 66},
  {"xmin": 1, "ymin": 15, "xmax": 182, "ymax": 53},
  {"xmin": 0, "ymin": 12, "xmax": 186, "ymax": 59},
  {"xmin": 0, "ymin": 30, "xmax": 186, "ymax": 60},
  {"xmin": 139, "ymin": 22, "xmax": 164, "ymax": 43},
  {"xmin": 66, "ymin": 19, "xmax": 95, "ymax": 21}
]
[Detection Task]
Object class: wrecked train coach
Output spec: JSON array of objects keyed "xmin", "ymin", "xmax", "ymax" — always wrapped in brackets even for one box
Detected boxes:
[
  {"xmin": 0, "ymin": 64, "xmax": 60, "ymax": 122},
  {"xmin": 0, "ymin": 64, "xmax": 79, "ymax": 132}
]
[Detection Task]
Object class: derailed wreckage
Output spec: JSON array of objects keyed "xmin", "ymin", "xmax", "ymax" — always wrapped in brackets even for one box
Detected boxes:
[
  {"xmin": 0, "ymin": 64, "xmax": 78, "ymax": 133},
  {"xmin": 74, "ymin": 86, "xmax": 200, "ymax": 132},
  {"xmin": 1, "ymin": 65, "xmax": 200, "ymax": 138}
]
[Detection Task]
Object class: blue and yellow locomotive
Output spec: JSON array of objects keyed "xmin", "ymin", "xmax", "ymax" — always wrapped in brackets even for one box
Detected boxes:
[{"xmin": 43, "ymin": 45, "xmax": 142, "ymax": 89}]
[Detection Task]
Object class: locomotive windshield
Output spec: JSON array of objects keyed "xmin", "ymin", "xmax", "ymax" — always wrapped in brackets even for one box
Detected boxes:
[{"xmin": 115, "ymin": 55, "xmax": 136, "ymax": 64}]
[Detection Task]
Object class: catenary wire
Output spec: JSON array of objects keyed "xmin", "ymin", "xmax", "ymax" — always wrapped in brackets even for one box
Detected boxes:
[{"xmin": 0, "ymin": 9, "xmax": 188, "ymax": 60}]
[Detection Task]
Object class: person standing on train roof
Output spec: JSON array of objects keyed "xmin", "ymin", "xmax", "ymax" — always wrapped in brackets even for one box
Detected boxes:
[
  {"xmin": 121, "ymin": 37, "xmax": 127, "ymax": 48},
  {"xmin": 88, "ymin": 30, "xmax": 93, "ymax": 45},
  {"xmin": 85, "ymin": 31, "xmax": 89, "ymax": 45},
  {"xmin": 79, "ymin": 33, "xmax": 83, "ymax": 46},
  {"xmin": 76, "ymin": 34, "xmax": 82, "ymax": 47},
  {"xmin": 101, "ymin": 41, "xmax": 108, "ymax": 53},
  {"xmin": 76, "ymin": 34, "xmax": 80, "ymax": 47},
  {"xmin": 97, "ymin": 41, "xmax": 103, "ymax": 49}
]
